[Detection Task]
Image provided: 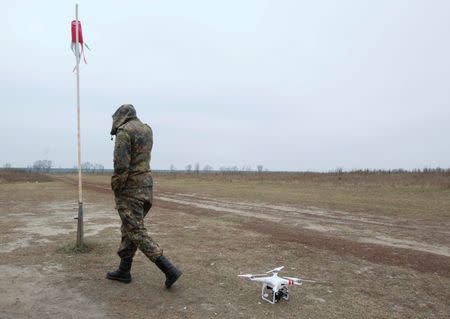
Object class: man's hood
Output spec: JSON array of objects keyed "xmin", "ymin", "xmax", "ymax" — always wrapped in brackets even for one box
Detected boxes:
[{"xmin": 110, "ymin": 104, "xmax": 137, "ymax": 135}]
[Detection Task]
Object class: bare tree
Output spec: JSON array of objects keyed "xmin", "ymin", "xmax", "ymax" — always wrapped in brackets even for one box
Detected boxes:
[
  {"xmin": 203, "ymin": 164, "xmax": 213, "ymax": 172},
  {"xmin": 186, "ymin": 164, "xmax": 192, "ymax": 173},
  {"xmin": 219, "ymin": 166, "xmax": 239, "ymax": 173},
  {"xmin": 81, "ymin": 162, "xmax": 93, "ymax": 173},
  {"xmin": 257, "ymin": 165, "xmax": 264, "ymax": 173},
  {"xmin": 93, "ymin": 163, "xmax": 105, "ymax": 174},
  {"xmin": 81, "ymin": 162, "xmax": 105, "ymax": 174},
  {"xmin": 33, "ymin": 160, "xmax": 52, "ymax": 172},
  {"xmin": 3, "ymin": 163, "xmax": 12, "ymax": 169},
  {"xmin": 170, "ymin": 164, "xmax": 176, "ymax": 172},
  {"xmin": 194, "ymin": 162, "xmax": 200, "ymax": 175}
]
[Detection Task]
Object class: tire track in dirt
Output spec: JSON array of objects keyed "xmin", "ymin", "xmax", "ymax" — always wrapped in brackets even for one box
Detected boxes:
[
  {"xmin": 239, "ymin": 218, "xmax": 450, "ymax": 278},
  {"xmin": 194, "ymin": 194, "xmax": 447, "ymax": 232},
  {"xmin": 159, "ymin": 192, "xmax": 450, "ymax": 234},
  {"xmin": 157, "ymin": 193, "xmax": 450, "ymax": 257}
]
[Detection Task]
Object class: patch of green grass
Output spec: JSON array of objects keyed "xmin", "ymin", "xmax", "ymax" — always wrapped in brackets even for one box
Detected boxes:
[{"xmin": 57, "ymin": 242, "xmax": 93, "ymax": 254}]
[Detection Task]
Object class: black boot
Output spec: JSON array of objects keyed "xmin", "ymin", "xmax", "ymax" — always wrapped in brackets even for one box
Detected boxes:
[
  {"xmin": 155, "ymin": 255, "xmax": 182, "ymax": 288},
  {"xmin": 106, "ymin": 257, "xmax": 133, "ymax": 283}
]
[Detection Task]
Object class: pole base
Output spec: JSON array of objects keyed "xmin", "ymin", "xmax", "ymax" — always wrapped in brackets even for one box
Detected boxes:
[{"xmin": 76, "ymin": 202, "xmax": 84, "ymax": 247}]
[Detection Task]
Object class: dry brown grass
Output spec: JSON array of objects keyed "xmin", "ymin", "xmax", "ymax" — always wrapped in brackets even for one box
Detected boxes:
[
  {"xmin": 156, "ymin": 170, "xmax": 450, "ymax": 189},
  {"xmin": 0, "ymin": 169, "xmax": 53, "ymax": 183},
  {"xmin": 154, "ymin": 171, "xmax": 450, "ymax": 220}
]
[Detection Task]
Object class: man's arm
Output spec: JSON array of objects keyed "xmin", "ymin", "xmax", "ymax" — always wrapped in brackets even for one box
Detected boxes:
[{"xmin": 111, "ymin": 129, "xmax": 131, "ymax": 193}]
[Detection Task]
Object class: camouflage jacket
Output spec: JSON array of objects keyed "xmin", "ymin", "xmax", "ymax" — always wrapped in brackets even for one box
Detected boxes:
[{"xmin": 110, "ymin": 104, "xmax": 153, "ymax": 193}]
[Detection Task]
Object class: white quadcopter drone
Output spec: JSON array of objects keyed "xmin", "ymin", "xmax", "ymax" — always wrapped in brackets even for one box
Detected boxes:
[{"xmin": 238, "ymin": 266, "xmax": 315, "ymax": 304}]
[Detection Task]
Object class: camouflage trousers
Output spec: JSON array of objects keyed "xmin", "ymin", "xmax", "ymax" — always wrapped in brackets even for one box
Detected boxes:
[{"xmin": 114, "ymin": 187, "xmax": 162, "ymax": 262}]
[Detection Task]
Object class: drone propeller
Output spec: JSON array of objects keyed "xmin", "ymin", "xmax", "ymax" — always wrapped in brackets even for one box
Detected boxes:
[
  {"xmin": 238, "ymin": 274, "xmax": 254, "ymax": 278},
  {"xmin": 238, "ymin": 273, "xmax": 268, "ymax": 279},
  {"xmin": 298, "ymin": 279, "xmax": 317, "ymax": 283},
  {"xmin": 283, "ymin": 276, "xmax": 316, "ymax": 283},
  {"xmin": 266, "ymin": 266, "xmax": 284, "ymax": 274}
]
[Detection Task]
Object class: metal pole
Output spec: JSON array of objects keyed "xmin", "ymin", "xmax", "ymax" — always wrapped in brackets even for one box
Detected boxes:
[{"xmin": 75, "ymin": 3, "xmax": 84, "ymax": 247}]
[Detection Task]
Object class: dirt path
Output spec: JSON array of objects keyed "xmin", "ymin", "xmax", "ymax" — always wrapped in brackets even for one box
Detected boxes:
[{"xmin": 156, "ymin": 191, "xmax": 450, "ymax": 258}]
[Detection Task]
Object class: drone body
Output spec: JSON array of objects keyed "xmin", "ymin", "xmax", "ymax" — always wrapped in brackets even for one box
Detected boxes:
[{"xmin": 238, "ymin": 266, "xmax": 314, "ymax": 304}]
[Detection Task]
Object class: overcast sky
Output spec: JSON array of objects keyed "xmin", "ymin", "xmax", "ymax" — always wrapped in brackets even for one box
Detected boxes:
[{"xmin": 1, "ymin": 0, "xmax": 449, "ymax": 171}]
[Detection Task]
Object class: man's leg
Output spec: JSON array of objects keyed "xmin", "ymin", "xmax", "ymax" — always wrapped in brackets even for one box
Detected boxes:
[
  {"xmin": 123, "ymin": 211, "xmax": 163, "ymax": 262},
  {"xmin": 113, "ymin": 193, "xmax": 181, "ymax": 288},
  {"xmin": 117, "ymin": 223, "xmax": 139, "ymax": 259},
  {"xmin": 141, "ymin": 191, "xmax": 182, "ymax": 288},
  {"xmin": 106, "ymin": 223, "xmax": 139, "ymax": 283},
  {"xmin": 117, "ymin": 195, "xmax": 163, "ymax": 262},
  {"xmin": 130, "ymin": 209, "xmax": 181, "ymax": 288},
  {"xmin": 106, "ymin": 195, "xmax": 142, "ymax": 283}
]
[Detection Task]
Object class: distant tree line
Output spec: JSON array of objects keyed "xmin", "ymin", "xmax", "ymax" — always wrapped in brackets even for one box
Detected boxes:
[
  {"xmin": 26, "ymin": 160, "xmax": 106, "ymax": 174},
  {"xmin": 169, "ymin": 163, "xmax": 267, "ymax": 173},
  {"xmin": 166, "ymin": 164, "xmax": 450, "ymax": 175},
  {"xmin": 330, "ymin": 167, "xmax": 450, "ymax": 175},
  {"xmin": 6, "ymin": 160, "xmax": 450, "ymax": 176}
]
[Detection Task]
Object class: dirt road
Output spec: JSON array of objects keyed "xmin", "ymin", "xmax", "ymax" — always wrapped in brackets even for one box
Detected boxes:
[
  {"xmin": 157, "ymin": 191, "xmax": 450, "ymax": 257},
  {"xmin": 0, "ymin": 177, "xmax": 449, "ymax": 318}
]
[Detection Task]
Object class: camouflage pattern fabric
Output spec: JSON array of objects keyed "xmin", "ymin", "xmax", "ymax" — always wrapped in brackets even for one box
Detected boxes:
[
  {"xmin": 111, "ymin": 104, "xmax": 162, "ymax": 262},
  {"xmin": 115, "ymin": 188, "xmax": 162, "ymax": 262}
]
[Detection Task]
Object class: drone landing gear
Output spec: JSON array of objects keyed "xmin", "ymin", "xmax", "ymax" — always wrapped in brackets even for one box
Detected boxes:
[{"xmin": 261, "ymin": 284, "xmax": 289, "ymax": 304}]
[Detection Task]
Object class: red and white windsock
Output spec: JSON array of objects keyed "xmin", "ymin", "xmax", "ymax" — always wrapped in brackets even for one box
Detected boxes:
[{"xmin": 71, "ymin": 20, "xmax": 89, "ymax": 67}]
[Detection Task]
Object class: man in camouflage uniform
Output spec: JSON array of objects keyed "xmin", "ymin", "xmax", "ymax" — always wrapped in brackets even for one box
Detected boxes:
[{"xmin": 106, "ymin": 104, "xmax": 182, "ymax": 288}]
